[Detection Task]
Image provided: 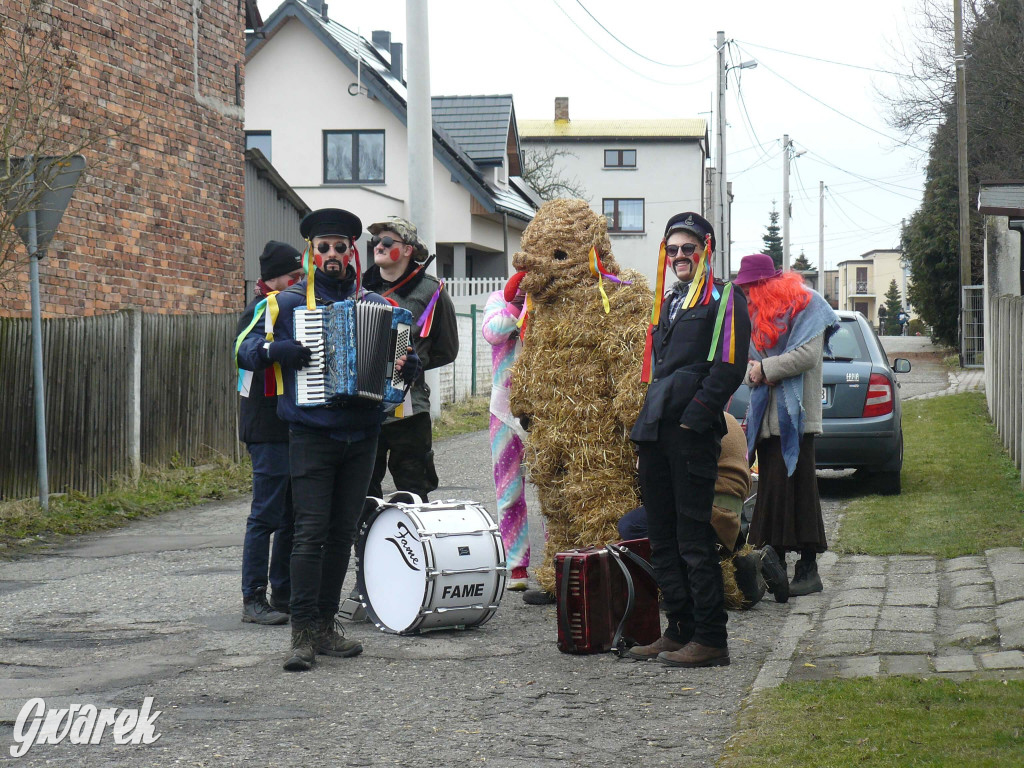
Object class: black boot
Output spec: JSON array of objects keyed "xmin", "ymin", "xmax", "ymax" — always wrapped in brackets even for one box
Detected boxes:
[
  {"xmin": 758, "ymin": 547, "xmax": 790, "ymax": 603},
  {"xmin": 790, "ymin": 559, "xmax": 823, "ymax": 596},
  {"xmin": 243, "ymin": 588, "xmax": 289, "ymax": 625},
  {"xmin": 315, "ymin": 615, "xmax": 363, "ymax": 657},
  {"xmin": 283, "ymin": 625, "xmax": 317, "ymax": 671}
]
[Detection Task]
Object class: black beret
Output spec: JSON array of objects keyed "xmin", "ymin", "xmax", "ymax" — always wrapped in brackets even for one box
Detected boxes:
[
  {"xmin": 664, "ymin": 211, "xmax": 715, "ymax": 252},
  {"xmin": 300, "ymin": 208, "xmax": 362, "ymax": 240},
  {"xmin": 259, "ymin": 240, "xmax": 303, "ymax": 280}
]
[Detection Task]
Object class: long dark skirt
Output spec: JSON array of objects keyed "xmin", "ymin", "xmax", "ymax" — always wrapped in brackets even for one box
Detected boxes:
[{"xmin": 748, "ymin": 434, "xmax": 827, "ymax": 553}]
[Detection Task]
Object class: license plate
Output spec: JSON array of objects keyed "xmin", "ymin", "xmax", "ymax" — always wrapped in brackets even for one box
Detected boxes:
[{"xmin": 821, "ymin": 387, "xmax": 828, "ymax": 405}]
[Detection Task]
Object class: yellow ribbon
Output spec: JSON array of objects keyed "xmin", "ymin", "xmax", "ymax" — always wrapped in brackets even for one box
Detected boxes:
[
  {"xmin": 304, "ymin": 240, "xmax": 316, "ymax": 311},
  {"xmin": 588, "ymin": 247, "xmax": 611, "ymax": 314}
]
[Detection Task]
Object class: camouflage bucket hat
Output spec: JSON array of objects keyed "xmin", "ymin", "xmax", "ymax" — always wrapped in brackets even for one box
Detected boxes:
[{"xmin": 367, "ymin": 216, "xmax": 429, "ymax": 262}]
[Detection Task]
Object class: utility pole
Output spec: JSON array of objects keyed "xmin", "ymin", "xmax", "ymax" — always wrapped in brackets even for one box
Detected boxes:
[
  {"xmin": 953, "ymin": 0, "xmax": 971, "ymax": 361},
  {"xmin": 406, "ymin": 0, "xmax": 440, "ymax": 417},
  {"xmin": 715, "ymin": 31, "xmax": 727, "ymax": 279},
  {"xmin": 782, "ymin": 134, "xmax": 791, "ymax": 270},
  {"xmin": 818, "ymin": 180, "xmax": 825, "ymax": 298}
]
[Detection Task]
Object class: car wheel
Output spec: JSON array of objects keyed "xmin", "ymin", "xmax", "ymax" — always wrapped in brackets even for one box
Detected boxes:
[{"xmin": 874, "ymin": 470, "xmax": 901, "ymax": 495}]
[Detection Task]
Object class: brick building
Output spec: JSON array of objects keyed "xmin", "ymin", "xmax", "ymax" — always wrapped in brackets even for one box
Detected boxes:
[{"xmin": 0, "ymin": 0, "xmax": 256, "ymax": 318}]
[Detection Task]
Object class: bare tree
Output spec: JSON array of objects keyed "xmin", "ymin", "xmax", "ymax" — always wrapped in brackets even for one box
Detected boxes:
[
  {"xmin": 0, "ymin": 1, "xmax": 119, "ymax": 284},
  {"xmin": 520, "ymin": 144, "xmax": 588, "ymax": 201}
]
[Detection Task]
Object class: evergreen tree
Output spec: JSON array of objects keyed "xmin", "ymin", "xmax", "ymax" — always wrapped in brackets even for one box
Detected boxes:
[
  {"xmin": 792, "ymin": 250, "xmax": 812, "ymax": 270},
  {"xmin": 762, "ymin": 203, "xmax": 784, "ymax": 269},
  {"xmin": 882, "ymin": 279, "xmax": 904, "ymax": 335}
]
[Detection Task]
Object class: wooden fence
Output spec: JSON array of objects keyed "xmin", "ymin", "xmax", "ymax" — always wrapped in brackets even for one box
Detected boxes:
[
  {"xmin": 0, "ymin": 311, "xmax": 240, "ymax": 501},
  {"xmin": 986, "ymin": 294, "xmax": 1023, "ymax": 487}
]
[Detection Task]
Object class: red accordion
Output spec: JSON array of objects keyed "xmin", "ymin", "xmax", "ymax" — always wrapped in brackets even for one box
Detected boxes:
[{"xmin": 554, "ymin": 539, "xmax": 660, "ymax": 655}]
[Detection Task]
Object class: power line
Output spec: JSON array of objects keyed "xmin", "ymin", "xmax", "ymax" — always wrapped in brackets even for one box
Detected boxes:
[
  {"xmin": 735, "ymin": 48, "xmax": 921, "ymax": 150},
  {"xmin": 549, "ymin": 0, "xmax": 713, "ymax": 86},
  {"xmin": 802, "ymin": 148, "xmax": 923, "ymax": 199},
  {"xmin": 571, "ymin": 0, "xmax": 709, "ymax": 68},
  {"xmin": 734, "ymin": 39, "xmax": 907, "ymax": 77}
]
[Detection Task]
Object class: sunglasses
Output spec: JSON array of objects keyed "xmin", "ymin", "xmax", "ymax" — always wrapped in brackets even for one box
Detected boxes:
[
  {"xmin": 666, "ymin": 243, "xmax": 699, "ymax": 258},
  {"xmin": 370, "ymin": 236, "xmax": 404, "ymax": 250},
  {"xmin": 316, "ymin": 241, "xmax": 348, "ymax": 255}
]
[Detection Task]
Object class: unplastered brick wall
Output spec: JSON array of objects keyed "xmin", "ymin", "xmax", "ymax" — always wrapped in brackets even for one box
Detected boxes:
[{"xmin": 0, "ymin": 0, "xmax": 247, "ymax": 318}]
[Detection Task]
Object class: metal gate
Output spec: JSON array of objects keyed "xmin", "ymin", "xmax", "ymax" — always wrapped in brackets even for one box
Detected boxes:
[{"xmin": 963, "ymin": 285, "xmax": 984, "ymax": 367}]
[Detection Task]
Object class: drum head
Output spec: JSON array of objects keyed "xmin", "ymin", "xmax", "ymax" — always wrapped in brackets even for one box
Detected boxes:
[{"xmin": 359, "ymin": 505, "xmax": 428, "ymax": 632}]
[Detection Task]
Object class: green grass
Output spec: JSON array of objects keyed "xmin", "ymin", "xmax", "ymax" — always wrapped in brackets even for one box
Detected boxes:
[
  {"xmin": 0, "ymin": 456, "xmax": 251, "ymax": 552},
  {"xmin": 722, "ymin": 678, "xmax": 1024, "ymax": 768},
  {"xmin": 432, "ymin": 395, "xmax": 490, "ymax": 441},
  {"xmin": 838, "ymin": 392, "xmax": 1024, "ymax": 557}
]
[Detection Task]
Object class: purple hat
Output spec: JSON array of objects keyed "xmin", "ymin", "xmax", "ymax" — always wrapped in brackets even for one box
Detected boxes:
[{"xmin": 734, "ymin": 253, "xmax": 782, "ymax": 286}]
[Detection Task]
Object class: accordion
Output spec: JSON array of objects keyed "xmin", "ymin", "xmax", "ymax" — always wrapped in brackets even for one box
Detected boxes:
[{"xmin": 293, "ymin": 300, "xmax": 414, "ymax": 408}]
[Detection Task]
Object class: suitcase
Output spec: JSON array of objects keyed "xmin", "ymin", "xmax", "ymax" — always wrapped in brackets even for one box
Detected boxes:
[{"xmin": 554, "ymin": 539, "xmax": 660, "ymax": 655}]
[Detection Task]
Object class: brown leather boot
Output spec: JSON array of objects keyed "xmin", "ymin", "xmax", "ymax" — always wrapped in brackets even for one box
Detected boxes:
[
  {"xmin": 626, "ymin": 635, "xmax": 684, "ymax": 661},
  {"xmin": 658, "ymin": 641, "xmax": 730, "ymax": 667}
]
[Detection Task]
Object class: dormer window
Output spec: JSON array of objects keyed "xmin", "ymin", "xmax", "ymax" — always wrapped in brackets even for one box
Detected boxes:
[{"xmin": 604, "ymin": 149, "xmax": 636, "ymax": 169}]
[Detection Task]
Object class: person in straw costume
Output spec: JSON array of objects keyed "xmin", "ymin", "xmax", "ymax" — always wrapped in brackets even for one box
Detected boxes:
[{"xmin": 508, "ymin": 199, "xmax": 652, "ymax": 604}]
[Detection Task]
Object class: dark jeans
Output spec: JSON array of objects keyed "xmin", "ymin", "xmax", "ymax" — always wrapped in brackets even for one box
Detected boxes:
[
  {"xmin": 242, "ymin": 442, "xmax": 293, "ymax": 600},
  {"xmin": 289, "ymin": 427, "xmax": 378, "ymax": 629},
  {"xmin": 367, "ymin": 412, "xmax": 438, "ymax": 501},
  {"xmin": 638, "ymin": 423, "xmax": 727, "ymax": 648}
]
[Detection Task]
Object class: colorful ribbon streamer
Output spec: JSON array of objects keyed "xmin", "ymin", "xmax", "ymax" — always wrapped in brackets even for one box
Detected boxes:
[{"xmin": 417, "ymin": 280, "xmax": 445, "ymax": 337}]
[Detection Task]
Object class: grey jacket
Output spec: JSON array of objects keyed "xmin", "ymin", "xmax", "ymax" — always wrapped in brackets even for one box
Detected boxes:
[{"xmin": 744, "ymin": 333, "xmax": 824, "ymax": 439}]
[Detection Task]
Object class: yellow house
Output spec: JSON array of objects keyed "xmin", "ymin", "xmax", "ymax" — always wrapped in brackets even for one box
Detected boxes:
[{"xmin": 836, "ymin": 249, "xmax": 914, "ymax": 330}]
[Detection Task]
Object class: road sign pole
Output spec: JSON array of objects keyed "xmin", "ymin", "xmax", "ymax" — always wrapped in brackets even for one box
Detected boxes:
[{"xmin": 27, "ymin": 184, "xmax": 50, "ymax": 511}]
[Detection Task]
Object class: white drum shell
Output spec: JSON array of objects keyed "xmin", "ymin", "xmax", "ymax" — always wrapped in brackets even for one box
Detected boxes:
[{"xmin": 357, "ymin": 501, "xmax": 507, "ymax": 634}]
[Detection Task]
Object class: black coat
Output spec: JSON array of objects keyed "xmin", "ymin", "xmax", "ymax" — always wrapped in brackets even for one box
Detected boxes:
[
  {"xmin": 236, "ymin": 295, "xmax": 289, "ymax": 444},
  {"xmin": 630, "ymin": 282, "xmax": 751, "ymax": 442}
]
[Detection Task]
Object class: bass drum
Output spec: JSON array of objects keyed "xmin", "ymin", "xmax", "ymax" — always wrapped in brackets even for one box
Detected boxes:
[{"xmin": 355, "ymin": 500, "xmax": 507, "ymax": 634}]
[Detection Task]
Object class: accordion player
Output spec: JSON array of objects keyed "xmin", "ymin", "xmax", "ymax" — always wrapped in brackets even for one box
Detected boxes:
[{"xmin": 293, "ymin": 299, "xmax": 415, "ymax": 408}]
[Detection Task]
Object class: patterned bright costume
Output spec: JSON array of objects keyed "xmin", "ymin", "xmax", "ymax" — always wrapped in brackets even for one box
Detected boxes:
[{"xmin": 482, "ymin": 290, "xmax": 530, "ymax": 582}]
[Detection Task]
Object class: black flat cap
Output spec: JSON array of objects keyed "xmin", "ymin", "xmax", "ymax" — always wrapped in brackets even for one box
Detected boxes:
[
  {"xmin": 664, "ymin": 211, "xmax": 715, "ymax": 252},
  {"xmin": 300, "ymin": 208, "xmax": 362, "ymax": 240}
]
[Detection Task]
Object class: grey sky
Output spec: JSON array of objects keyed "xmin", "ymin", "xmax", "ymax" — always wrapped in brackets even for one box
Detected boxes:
[{"xmin": 255, "ymin": 0, "xmax": 931, "ymax": 273}]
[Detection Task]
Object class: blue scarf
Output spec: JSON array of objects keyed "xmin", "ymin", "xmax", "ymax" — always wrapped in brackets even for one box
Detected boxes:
[{"xmin": 746, "ymin": 290, "xmax": 839, "ymax": 476}]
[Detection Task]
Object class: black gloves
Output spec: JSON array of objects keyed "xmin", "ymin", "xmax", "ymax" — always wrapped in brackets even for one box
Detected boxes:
[
  {"xmin": 399, "ymin": 347, "xmax": 422, "ymax": 385},
  {"xmin": 265, "ymin": 340, "xmax": 312, "ymax": 369}
]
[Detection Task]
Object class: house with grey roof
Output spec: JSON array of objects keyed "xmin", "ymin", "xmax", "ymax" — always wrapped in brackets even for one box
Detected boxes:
[{"xmin": 244, "ymin": 0, "xmax": 537, "ymax": 282}]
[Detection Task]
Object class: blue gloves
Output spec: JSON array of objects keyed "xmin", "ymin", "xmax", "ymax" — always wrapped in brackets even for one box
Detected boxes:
[
  {"xmin": 265, "ymin": 340, "xmax": 312, "ymax": 369},
  {"xmin": 399, "ymin": 347, "xmax": 422, "ymax": 385}
]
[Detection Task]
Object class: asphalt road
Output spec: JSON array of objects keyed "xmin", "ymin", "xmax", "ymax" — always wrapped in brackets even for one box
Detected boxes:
[{"xmin": 0, "ymin": 343, "xmax": 951, "ymax": 767}]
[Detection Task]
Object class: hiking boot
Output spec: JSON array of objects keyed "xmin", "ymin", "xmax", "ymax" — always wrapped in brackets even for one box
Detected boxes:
[
  {"xmin": 626, "ymin": 634, "xmax": 684, "ymax": 661},
  {"xmin": 268, "ymin": 592, "xmax": 290, "ymax": 615},
  {"xmin": 658, "ymin": 641, "xmax": 730, "ymax": 668},
  {"xmin": 283, "ymin": 625, "xmax": 317, "ymax": 671},
  {"xmin": 315, "ymin": 616, "xmax": 363, "ymax": 658},
  {"xmin": 522, "ymin": 589, "xmax": 556, "ymax": 605},
  {"xmin": 242, "ymin": 588, "xmax": 289, "ymax": 625},
  {"xmin": 790, "ymin": 559, "xmax": 823, "ymax": 596},
  {"xmin": 507, "ymin": 566, "xmax": 529, "ymax": 591},
  {"xmin": 759, "ymin": 547, "xmax": 790, "ymax": 603}
]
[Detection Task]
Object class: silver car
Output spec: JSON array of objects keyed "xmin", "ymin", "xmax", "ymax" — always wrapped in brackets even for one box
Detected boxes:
[{"xmin": 728, "ymin": 310, "xmax": 911, "ymax": 495}]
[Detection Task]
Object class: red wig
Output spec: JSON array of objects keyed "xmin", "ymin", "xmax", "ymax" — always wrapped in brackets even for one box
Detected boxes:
[{"xmin": 744, "ymin": 271, "xmax": 811, "ymax": 352}]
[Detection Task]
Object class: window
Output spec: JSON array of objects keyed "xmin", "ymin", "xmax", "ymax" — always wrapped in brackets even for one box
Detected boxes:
[
  {"xmin": 245, "ymin": 131, "xmax": 271, "ymax": 161},
  {"xmin": 604, "ymin": 149, "xmax": 636, "ymax": 168},
  {"xmin": 603, "ymin": 198, "xmax": 644, "ymax": 233},
  {"xmin": 324, "ymin": 130, "xmax": 385, "ymax": 183}
]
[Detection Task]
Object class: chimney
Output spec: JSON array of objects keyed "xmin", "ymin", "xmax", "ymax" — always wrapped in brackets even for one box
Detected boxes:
[
  {"xmin": 307, "ymin": 1, "xmax": 327, "ymax": 19},
  {"xmin": 321, "ymin": 3, "xmax": 328, "ymax": 21},
  {"xmin": 389, "ymin": 41, "xmax": 404, "ymax": 81},
  {"xmin": 372, "ymin": 30, "xmax": 392, "ymax": 56},
  {"xmin": 555, "ymin": 97, "xmax": 569, "ymax": 122}
]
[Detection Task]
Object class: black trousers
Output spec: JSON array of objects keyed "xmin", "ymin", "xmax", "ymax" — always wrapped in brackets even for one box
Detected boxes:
[
  {"xmin": 367, "ymin": 412, "xmax": 438, "ymax": 500},
  {"xmin": 288, "ymin": 427, "xmax": 378, "ymax": 629},
  {"xmin": 637, "ymin": 422, "xmax": 727, "ymax": 648}
]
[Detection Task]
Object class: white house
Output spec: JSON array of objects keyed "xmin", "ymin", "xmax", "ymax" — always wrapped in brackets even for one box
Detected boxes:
[
  {"xmin": 244, "ymin": 0, "xmax": 536, "ymax": 284},
  {"xmin": 519, "ymin": 97, "xmax": 708, "ymax": 287}
]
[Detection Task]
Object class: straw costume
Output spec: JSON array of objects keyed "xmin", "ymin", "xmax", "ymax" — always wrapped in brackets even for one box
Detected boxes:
[{"xmin": 507, "ymin": 199, "xmax": 652, "ymax": 597}]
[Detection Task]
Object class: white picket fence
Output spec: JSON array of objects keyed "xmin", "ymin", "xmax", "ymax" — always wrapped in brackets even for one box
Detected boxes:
[{"xmin": 444, "ymin": 277, "xmax": 505, "ymax": 298}]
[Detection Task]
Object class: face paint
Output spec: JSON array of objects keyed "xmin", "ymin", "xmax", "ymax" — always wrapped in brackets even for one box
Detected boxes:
[{"xmin": 388, "ymin": 245, "xmax": 402, "ymax": 262}]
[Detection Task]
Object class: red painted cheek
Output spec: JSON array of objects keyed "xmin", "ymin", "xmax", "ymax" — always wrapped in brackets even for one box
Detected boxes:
[{"xmin": 388, "ymin": 246, "xmax": 401, "ymax": 262}]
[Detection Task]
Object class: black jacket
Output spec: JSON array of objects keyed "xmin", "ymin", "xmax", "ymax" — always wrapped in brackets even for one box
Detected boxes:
[
  {"xmin": 630, "ymin": 282, "xmax": 751, "ymax": 442},
  {"xmin": 236, "ymin": 294, "xmax": 289, "ymax": 444}
]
